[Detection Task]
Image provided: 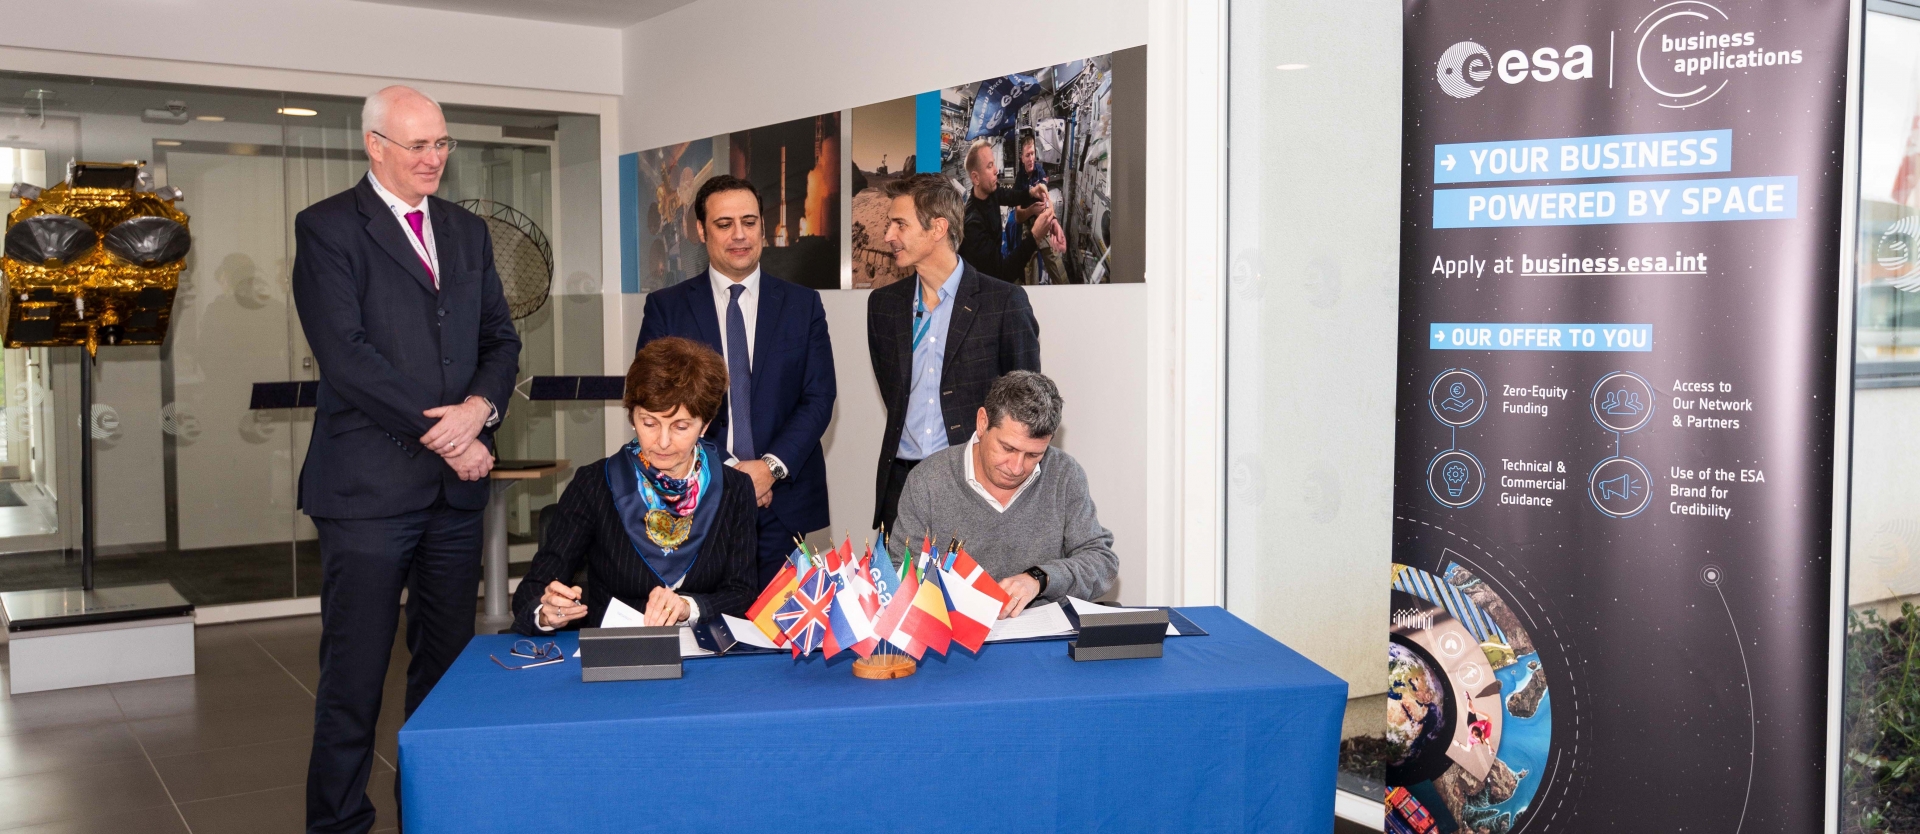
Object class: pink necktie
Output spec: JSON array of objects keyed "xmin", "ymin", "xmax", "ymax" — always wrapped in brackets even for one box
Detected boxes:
[{"xmin": 404, "ymin": 210, "xmax": 437, "ymax": 289}]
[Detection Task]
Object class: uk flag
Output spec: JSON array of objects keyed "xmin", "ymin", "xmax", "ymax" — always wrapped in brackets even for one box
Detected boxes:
[{"xmin": 773, "ymin": 567, "xmax": 832, "ymax": 657}]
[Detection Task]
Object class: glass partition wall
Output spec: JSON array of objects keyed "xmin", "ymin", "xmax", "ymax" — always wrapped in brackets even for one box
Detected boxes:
[
  {"xmin": 0, "ymin": 70, "xmax": 603, "ymax": 608},
  {"xmin": 1847, "ymin": 6, "xmax": 1920, "ymax": 831}
]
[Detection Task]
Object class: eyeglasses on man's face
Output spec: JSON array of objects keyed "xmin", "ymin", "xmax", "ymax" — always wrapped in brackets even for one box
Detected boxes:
[{"xmin": 370, "ymin": 130, "xmax": 457, "ymax": 157}]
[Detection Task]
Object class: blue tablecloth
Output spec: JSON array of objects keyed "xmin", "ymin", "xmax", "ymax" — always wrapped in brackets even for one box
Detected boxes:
[{"xmin": 398, "ymin": 606, "xmax": 1346, "ymax": 833}]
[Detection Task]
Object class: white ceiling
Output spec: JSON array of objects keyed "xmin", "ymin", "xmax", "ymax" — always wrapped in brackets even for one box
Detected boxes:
[{"xmin": 352, "ymin": 0, "xmax": 697, "ymax": 28}]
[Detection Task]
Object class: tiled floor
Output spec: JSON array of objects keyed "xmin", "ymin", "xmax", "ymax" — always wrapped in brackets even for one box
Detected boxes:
[{"xmin": 0, "ymin": 613, "xmax": 425, "ymax": 833}]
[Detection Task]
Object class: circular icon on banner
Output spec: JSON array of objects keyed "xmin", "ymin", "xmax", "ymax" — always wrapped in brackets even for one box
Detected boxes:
[
  {"xmin": 1429, "ymin": 369, "xmax": 1487, "ymax": 428},
  {"xmin": 1701, "ymin": 564, "xmax": 1724, "ymax": 588},
  {"xmin": 1588, "ymin": 456, "xmax": 1653, "ymax": 518},
  {"xmin": 1437, "ymin": 41, "xmax": 1493, "ymax": 99},
  {"xmin": 1427, "ymin": 449, "xmax": 1484, "ymax": 509},
  {"xmin": 1454, "ymin": 659, "xmax": 1485, "ymax": 687},
  {"xmin": 1437, "ymin": 629, "xmax": 1467, "ymax": 659},
  {"xmin": 1590, "ymin": 371, "xmax": 1654, "ymax": 434}
]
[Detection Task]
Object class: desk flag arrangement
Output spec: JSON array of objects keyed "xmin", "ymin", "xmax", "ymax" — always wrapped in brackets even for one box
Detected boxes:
[{"xmin": 744, "ymin": 535, "xmax": 1011, "ymax": 660}]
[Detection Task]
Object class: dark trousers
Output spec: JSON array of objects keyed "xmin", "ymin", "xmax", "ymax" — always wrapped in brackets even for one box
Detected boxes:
[
  {"xmin": 306, "ymin": 499, "xmax": 482, "ymax": 834},
  {"xmin": 755, "ymin": 507, "xmax": 798, "ymax": 589},
  {"xmin": 875, "ymin": 457, "xmax": 921, "ymax": 543}
]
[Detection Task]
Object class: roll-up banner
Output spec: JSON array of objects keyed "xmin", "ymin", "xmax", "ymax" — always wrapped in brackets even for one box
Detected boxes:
[{"xmin": 1389, "ymin": 1, "xmax": 1853, "ymax": 831}]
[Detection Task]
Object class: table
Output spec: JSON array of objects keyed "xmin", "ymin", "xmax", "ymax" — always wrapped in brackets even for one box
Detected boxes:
[
  {"xmin": 478, "ymin": 459, "xmax": 568, "ymax": 632},
  {"xmin": 400, "ymin": 607, "xmax": 1347, "ymax": 833}
]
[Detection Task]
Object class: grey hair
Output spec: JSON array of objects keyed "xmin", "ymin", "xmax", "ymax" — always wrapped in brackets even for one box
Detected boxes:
[
  {"xmin": 361, "ymin": 85, "xmax": 441, "ymax": 137},
  {"xmin": 985, "ymin": 370, "xmax": 1064, "ymax": 438}
]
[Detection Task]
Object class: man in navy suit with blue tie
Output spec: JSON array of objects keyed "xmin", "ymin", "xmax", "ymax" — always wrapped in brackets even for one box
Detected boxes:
[{"xmin": 637, "ymin": 175, "xmax": 836, "ymax": 586}]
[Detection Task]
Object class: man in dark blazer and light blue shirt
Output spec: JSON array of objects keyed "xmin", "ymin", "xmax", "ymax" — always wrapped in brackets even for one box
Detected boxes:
[
  {"xmin": 291, "ymin": 86, "xmax": 520, "ymax": 834},
  {"xmin": 869, "ymin": 173, "xmax": 1041, "ymax": 533},
  {"xmin": 636, "ymin": 175, "xmax": 836, "ymax": 586}
]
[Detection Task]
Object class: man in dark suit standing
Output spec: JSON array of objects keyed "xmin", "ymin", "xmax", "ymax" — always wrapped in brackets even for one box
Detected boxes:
[
  {"xmin": 869, "ymin": 173, "xmax": 1041, "ymax": 534},
  {"xmin": 292, "ymin": 85, "xmax": 520, "ymax": 834},
  {"xmin": 636, "ymin": 175, "xmax": 836, "ymax": 586}
]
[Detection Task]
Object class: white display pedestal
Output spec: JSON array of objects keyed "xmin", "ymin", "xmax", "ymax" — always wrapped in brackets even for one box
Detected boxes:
[{"xmin": 1, "ymin": 583, "xmax": 196, "ymax": 694}]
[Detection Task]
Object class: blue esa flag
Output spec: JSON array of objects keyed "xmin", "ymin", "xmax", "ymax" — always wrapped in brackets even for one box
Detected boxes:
[{"xmin": 967, "ymin": 74, "xmax": 1042, "ymax": 140}]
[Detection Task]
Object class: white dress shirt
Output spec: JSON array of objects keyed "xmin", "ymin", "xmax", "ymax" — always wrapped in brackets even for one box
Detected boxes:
[
  {"xmin": 962, "ymin": 432, "xmax": 1042, "ymax": 513},
  {"xmin": 365, "ymin": 171, "xmax": 439, "ymax": 282}
]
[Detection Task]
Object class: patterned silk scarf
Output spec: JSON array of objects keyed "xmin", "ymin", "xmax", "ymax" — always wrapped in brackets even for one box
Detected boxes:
[{"xmin": 605, "ymin": 439, "xmax": 726, "ymax": 588}]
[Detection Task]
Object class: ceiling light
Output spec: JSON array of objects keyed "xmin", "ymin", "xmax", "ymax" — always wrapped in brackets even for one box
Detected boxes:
[
  {"xmin": 194, "ymin": 115, "xmax": 225, "ymax": 122},
  {"xmin": 155, "ymin": 140, "xmax": 182, "ymax": 147},
  {"xmin": 1276, "ymin": 63, "xmax": 1310, "ymax": 71},
  {"xmin": 277, "ymin": 107, "xmax": 318, "ymax": 117}
]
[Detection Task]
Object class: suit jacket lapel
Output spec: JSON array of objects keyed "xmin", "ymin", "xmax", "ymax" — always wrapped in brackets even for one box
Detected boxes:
[
  {"xmin": 427, "ymin": 197, "xmax": 456, "ymax": 279},
  {"xmin": 940, "ymin": 267, "xmax": 981, "ymax": 376},
  {"xmin": 356, "ymin": 180, "xmax": 437, "ymax": 295},
  {"xmin": 686, "ymin": 271, "xmax": 727, "ymax": 357},
  {"xmin": 891, "ymin": 282, "xmax": 913, "ymax": 404},
  {"xmin": 751, "ymin": 277, "xmax": 786, "ymax": 414}
]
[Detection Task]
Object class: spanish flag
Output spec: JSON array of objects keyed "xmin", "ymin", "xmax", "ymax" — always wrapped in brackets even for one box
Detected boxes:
[{"xmin": 747, "ymin": 554, "xmax": 803, "ymax": 646}]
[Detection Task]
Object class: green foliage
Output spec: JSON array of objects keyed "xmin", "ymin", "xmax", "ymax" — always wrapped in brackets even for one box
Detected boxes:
[{"xmin": 1845, "ymin": 604, "xmax": 1920, "ymax": 834}]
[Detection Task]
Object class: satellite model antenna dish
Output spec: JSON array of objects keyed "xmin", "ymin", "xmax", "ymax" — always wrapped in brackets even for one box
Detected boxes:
[{"xmin": 457, "ymin": 199, "xmax": 552, "ymax": 320}]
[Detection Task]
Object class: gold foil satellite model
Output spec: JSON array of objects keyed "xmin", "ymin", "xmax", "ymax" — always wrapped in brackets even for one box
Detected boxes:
[{"xmin": 1, "ymin": 161, "xmax": 189, "ymax": 355}]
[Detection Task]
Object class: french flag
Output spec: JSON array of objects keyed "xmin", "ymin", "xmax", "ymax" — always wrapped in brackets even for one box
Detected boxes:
[{"xmin": 826, "ymin": 570, "xmax": 879, "ymax": 658}]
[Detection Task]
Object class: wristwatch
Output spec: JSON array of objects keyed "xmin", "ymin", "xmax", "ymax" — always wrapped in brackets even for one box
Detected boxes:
[
  {"xmin": 761, "ymin": 455, "xmax": 789, "ymax": 480},
  {"xmin": 1024, "ymin": 566, "xmax": 1050, "ymax": 595}
]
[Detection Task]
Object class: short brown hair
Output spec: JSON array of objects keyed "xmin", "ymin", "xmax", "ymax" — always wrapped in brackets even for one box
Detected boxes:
[
  {"xmin": 882, "ymin": 173, "xmax": 964, "ymax": 251},
  {"xmin": 624, "ymin": 336, "xmax": 727, "ymax": 423}
]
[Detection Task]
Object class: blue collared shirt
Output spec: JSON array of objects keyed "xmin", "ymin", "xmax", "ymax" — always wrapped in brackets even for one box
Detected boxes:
[{"xmin": 896, "ymin": 259, "xmax": 964, "ymax": 460}]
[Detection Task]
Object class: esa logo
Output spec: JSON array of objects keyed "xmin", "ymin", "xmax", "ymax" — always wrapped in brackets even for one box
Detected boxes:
[{"xmin": 1437, "ymin": 41, "xmax": 1597, "ymax": 99}]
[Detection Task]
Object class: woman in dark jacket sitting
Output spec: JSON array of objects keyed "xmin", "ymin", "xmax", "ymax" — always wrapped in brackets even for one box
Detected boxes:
[{"xmin": 512, "ymin": 337, "xmax": 759, "ymax": 634}]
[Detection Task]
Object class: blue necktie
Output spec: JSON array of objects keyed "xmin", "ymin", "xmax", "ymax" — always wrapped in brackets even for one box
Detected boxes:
[{"xmin": 725, "ymin": 283, "xmax": 756, "ymax": 460}]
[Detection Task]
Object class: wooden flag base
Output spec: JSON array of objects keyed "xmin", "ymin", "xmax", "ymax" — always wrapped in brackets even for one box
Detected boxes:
[{"xmin": 851, "ymin": 654, "xmax": 917, "ymax": 680}]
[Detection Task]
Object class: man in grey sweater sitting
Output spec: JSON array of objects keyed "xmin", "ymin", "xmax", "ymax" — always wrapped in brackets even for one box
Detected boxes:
[{"xmin": 892, "ymin": 370, "xmax": 1117, "ymax": 617}]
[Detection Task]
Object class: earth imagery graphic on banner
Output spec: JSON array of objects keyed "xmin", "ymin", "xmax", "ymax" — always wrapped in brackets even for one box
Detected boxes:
[{"xmin": 1388, "ymin": 562, "xmax": 1550, "ymax": 834}]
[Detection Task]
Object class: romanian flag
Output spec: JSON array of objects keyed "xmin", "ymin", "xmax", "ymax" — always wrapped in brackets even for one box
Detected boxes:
[
  {"xmin": 941, "ymin": 548, "xmax": 1011, "ymax": 653},
  {"xmin": 895, "ymin": 559, "xmax": 953, "ymax": 657}
]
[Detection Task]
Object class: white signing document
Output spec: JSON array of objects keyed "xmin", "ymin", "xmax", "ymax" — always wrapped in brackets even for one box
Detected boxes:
[
  {"xmin": 1067, "ymin": 597, "xmax": 1179, "ymax": 636},
  {"xmin": 570, "ymin": 595, "xmax": 713, "ymax": 658},
  {"xmin": 721, "ymin": 614, "xmax": 781, "ymax": 649},
  {"xmin": 984, "ymin": 601, "xmax": 1074, "ymax": 643}
]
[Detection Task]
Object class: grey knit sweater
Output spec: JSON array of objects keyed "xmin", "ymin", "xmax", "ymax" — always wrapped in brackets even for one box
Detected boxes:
[{"xmin": 892, "ymin": 440, "xmax": 1117, "ymax": 602}]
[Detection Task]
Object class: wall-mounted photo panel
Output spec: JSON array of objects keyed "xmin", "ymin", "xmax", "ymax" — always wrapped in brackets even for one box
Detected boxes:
[
  {"xmin": 623, "ymin": 48, "xmax": 1140, "ymax": 293},
  {"xmin": 936, "ymin": 51, "xmax": 1133, "ymax": 285},
  {"xmin": 850, "ymin": 96, "xmax": 917, "ymax": 290},
  {"xmin": 728, "ymin": 112, "xmax": 841, "ymax": 291},
  {"xmin": 631, "ymin": 138, "xmax": 717, "ymax": 294}
]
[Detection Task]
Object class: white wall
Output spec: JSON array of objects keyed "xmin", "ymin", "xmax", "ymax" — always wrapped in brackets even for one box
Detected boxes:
[
  {"xmin": 620, "ymin": 0, "xmax": 1155, "ymax": 598},
  {"xmin": 0, "ymin": 0, "xmax": 621, "ymax": 96},
  {"xmin": 620, "ymin": 0, "xmax": 1143, "ymax": 152}
]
